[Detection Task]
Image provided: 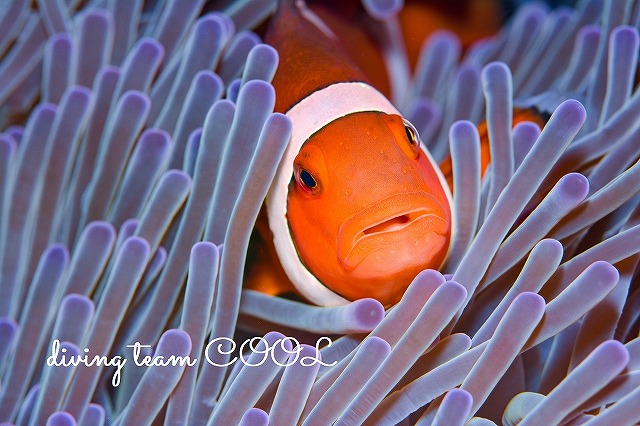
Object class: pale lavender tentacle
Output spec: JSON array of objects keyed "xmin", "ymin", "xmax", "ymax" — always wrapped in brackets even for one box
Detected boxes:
[
  {"xmin": 45, "ymin": 411, "xmax": 76, "ymax": 426},
  {"xmin": 146, "ymin": 0, "xmax": 206, "ymax": 62},
  {"xmin": 240, "ymin": 408, "xmax": 269, "ymax": 426},
  {"xmin": 461, "ymin": 293, "xmax": 545, "ymax": 415},
  {"xmin": 169, "ymin": 71, "xmax": 224, "ymax": 170},
  {"xmin": 79, "ymin": 404, "xmax": 104, "ymax": 426},
  {"xmin": 0, "ymin": 245, "xmax": 68, "ymax": 421},
  {"xmin": 0, "ymin": 14, "xmax": 47, "ymax": 106},
  {"xmin": 496, "ymin": 4, "xmax": 547, "ymax": 77},
  {"xmin": 61, "ymin": 237, "xmax": 149, "ymax": 421},
  {"xmin": 110, "ymin": 38, "xmax": 164, "ymax": 102},
  {"xmin": 207, "ymin": 332, "xmax": 292, "ymax": 425},
  {"xmin": 74, "ymin": 10, "xmax": 113, "ymax": 88},
  {"xmin": 204, "ymin": 80, "xmax": 276, "ymax": 244},
  {"xmin": 429, "ymin": 389, "xmax": 473, "ymax": 426},
  {"xmin": 336, "ymin": 281, "xmax": 467, "ymax": 425},
  {"xmin": 42, "ymin": 34, "xmax": 74, "ymax": 104},
  {"xmin": 0, "ymin": 135, "xmax": 17, "ymax": 246},
  {"xmin": 61, "ymin": 66, "xmax": 120, "ymax": 246},
  {"xmin": 79, "ymin": 91, "xmax": 150, "ymax": 227},
  {"xmin": 226, "ymin": 78, "xmax": 242, "ymax": 103},
  {"xmin": 481, "ymin": 173, "xmax": 589, "ymax": 286},
  {"xmin": 164, "ymin": 243, "xmax": 219, "ymax": 426},
  {"xmin": 412, "ymin": 31, "xmax": 460, "ymax": 105},
  {"xmin": 240, "ymin": 44, "xmax": 279, "ymax": 86},
  {"xmin": 537, "ymin": 323, "xmax": 580, "ymax": 395},
  {"xmin": 588, "ymin": 123, "xmax": 640, "ymax": 194},
  {"xmin": 551, "ymin": 160, "xmax": 640, "ymax": 241},
  {"xmin": 512, "ymin": 122, "xmax": 540, "ymax": 170},
  {"xmin": 223, "ymin": 0, "xmax": 276, "ymax": 31},
  {"xmin": 543, "ymin": 224, "xmax": 640, "ymax": 299},
  {"xmin": 107, "ymin": 129, "xmax": 171, "ymax": 227},
  {"xmin": 519, "ymin": 0, "xmax": 603, "ymax": 96},
  {"xmin": 525, "ymin": 261, "xmax": 619, "ymax": 350},
  {"xmin": 204, "ymin": 80, "xmax": 275, "ymax": 244},
  {"xmin": 61, "ymin": 222, "xmax": 115, "ymax": 296},
  {"xmin": 129, "ymin": 101, "xmax": 233, "ymax": 349},
  {"xmin": 0, "ymin": 318, "xmax": 17, "ymax": 369},
  {"xmin": 394, "ymin": 333, "xmax": 471, "ymax": 392},
  {"xmin": 368, "ymin": 343, "xmax": 487, "ymax": 425},
  {"xmin": 30, "ymin": 342, "xmax": 80, "ymax": 426},
  {"xmin": 182, "ymin": 128, "xmax": 201, "ymax": 175},
  {"xmin": 154, "ymin": 14, "xmax": 228, "ymax": 133},
  {"xmin": 519, "ymin": 341, "xmax": 629, "ymax": 426},
  {"xmin": 472, "ymin": 239, "xmax": 563, "ymax": 345},
  {"xmin": 48, "ymin": 294, "xmax": 94, "ymax": 353},
  {"xmin": 201, "ymin": 112, "xmax": 290, "ymax": 407},
  {"xmin": 554, "ymin": 25, "xmax": 601, "ymax": 94},
  {"xmin": 14, "ymin": 384, "xmax": 39, "ymax": 425},
  {"xmin": 582, "ymin": 380, "xmax": 640, "ymax": 425},
  {"xmin": 362, "ymin": 0, "xmax": 403, "ymax": 20},
  {"xmin": 435, "ymin": 63, "xmax": 483, "ymax": 149},
  {"xmin": 453, "ymin": 100, "xmax": 585, "ymax": 306},
  {"xmin": 303, "ymin": 337, "xmax": 391, "ymax": 425},
  {"xmin": 36, "ymin": 0, "xmax": 70, "ymax": 35},
  {"xmin": 0, "ymin": 0, "xmax": 29, "ymax": 58},
  {"xmin": 115, "ymin": 330, "xmax": 192, "ymax": 426},
  {"xmin": 482, "ymin": 62, "xmax": 513, "ymax": 214},
  {"xmin": 25, "ymin": 87, "xmax": 94, "ymax": 288},
  {"xmin": 584, "ymin": 0, "xmax": 630, "ymax": 131},
  {"xmin": 127, "ymin": 246, "xmax": 167, "ymax": 311},
  {"xmin": 598, "ymin": 26, "xmax": 639, "ymax": 125},
  {"xmin": 312, "ymin": 269, "xmax": 444, "ymax": 386},
  {"xmin": 240, "ymin": 290, "xmax": 384, "ymax": 334},
  {"xmin": 270, "ymin": 344, "xmax": 322, "ymax": 426},
  {"xmin": 217, "ymin": 31, "xmax": 261, "ymax": 85},
  {"xmin": 445, "ymin": 121, "xmax": 480, "ymax": 272},
  {"xmin": 512, "ymin": 7, "xmax": 572, "ymax": 95},
  {"xmin": 107, "ymin": 0, "xmax": 143, "ymax": 66},
  {"xmin": 0, "ymin": 105, "xmax": 56, "ymax": 318},
  {"xmin": 568, "ymin": 254, "xmax": 637, "ymax": 369}
]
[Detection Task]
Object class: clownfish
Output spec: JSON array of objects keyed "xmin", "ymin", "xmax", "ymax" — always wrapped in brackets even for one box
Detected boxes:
[
  {"xmin": 246, "ymin": 0, "xmax": 452, "ymax": 308},
  {"xmin": 246, "ymin": 0, "xmax": 545, "ymax": 307}
]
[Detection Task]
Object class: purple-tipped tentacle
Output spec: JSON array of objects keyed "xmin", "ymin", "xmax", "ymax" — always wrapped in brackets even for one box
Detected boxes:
[
  {"xmin": 116, "ymin": 329, "xmax": 192, "ymax": 425},
  {"xmin": 0, "ymin": 245, "xmax": 68, "ymax": 421},
  {"xmin": 74, "ymin": 10, "xmax": 114, "ymax": 89},
  {"xmin": 446, "ymin": 121, "xmax": 481, "ymax": 271},
  {"xmin": 169, "ymin": 71, "xmax": 224, "ymax": 170},
  {"xmin": 240, "ymin": 290, "xmax": 384, "ymax": 334},
  {"xmin": 61, "ymin": 237, "xmax": 149, "ymax": 421},
  {"xmin": 42, "ymin": 34, "xmax": 74, "ymax": 104},
  {"xmin": 153, "ymin": 15, "xmax": 229, "ymax": 133},
  {"xmin": 165, "ymin": 243, "xmax": 219, "ymax": 425},
  {"xmin": 207, "ymin": 331, "xmax": 292, "ymax": 425}
]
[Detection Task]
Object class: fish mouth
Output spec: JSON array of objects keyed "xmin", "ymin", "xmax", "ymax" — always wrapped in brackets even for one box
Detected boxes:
[{"xmin": 337, "ymin": 191, "xmax": 449, "ymax": 272}]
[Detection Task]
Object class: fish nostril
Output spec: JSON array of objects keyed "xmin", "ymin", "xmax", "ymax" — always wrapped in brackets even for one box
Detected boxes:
[{"xmin": 363, "ymin": 214, "xmax": 410, "ymax": 235}]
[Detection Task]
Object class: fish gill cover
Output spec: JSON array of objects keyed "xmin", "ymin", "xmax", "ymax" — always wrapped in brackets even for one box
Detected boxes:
[{"xmin": 0, "ymin": 0, "xmax": 639, "ymax": 425}]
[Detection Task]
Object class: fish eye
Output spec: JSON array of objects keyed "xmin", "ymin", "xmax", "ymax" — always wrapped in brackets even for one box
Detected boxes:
[
  {"xmin": 294, "ymin": 165, "xmax": 321, "ymax": 194},
  {"xmin": 403, "ymin": 120, "xmax": 421, "ymax": 154}
]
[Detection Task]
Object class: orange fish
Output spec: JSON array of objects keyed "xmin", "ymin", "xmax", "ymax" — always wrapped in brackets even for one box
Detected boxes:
[{"xmin": 250, "ymin": 0, "xmax": 454, "ymax": 307}]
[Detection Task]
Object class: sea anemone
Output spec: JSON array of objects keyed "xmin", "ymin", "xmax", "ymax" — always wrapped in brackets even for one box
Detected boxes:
[{"xmin": 0, "ymin": 0, "xmax": 639, "ymax": 424}]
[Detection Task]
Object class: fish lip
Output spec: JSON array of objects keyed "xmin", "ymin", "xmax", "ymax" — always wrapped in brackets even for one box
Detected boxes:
[{"xmin": 337, "ymin": 191, "xmax": 449, "ymax": 271}]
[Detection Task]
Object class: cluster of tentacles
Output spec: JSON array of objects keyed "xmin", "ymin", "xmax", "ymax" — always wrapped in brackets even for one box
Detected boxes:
[{"xmin": 0, "ymin": 0, "xmax": 639, "ymax": 425}]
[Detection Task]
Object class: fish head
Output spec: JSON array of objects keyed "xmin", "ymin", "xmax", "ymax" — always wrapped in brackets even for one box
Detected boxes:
[{"xmin": 285, "ymin": 111, "xmax": 452, "ymax": 306}]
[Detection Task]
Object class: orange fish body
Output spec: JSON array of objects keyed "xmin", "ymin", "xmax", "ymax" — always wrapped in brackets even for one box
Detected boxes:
[{"xmin": 248, "ymin": 0, "xmax": 454, "ymax": 307}]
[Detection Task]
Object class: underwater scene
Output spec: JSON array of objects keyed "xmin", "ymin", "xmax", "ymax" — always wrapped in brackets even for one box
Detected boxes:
[{"xmin": 0, "ymin": 0, "xmax": 639, "ymax": 424}]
